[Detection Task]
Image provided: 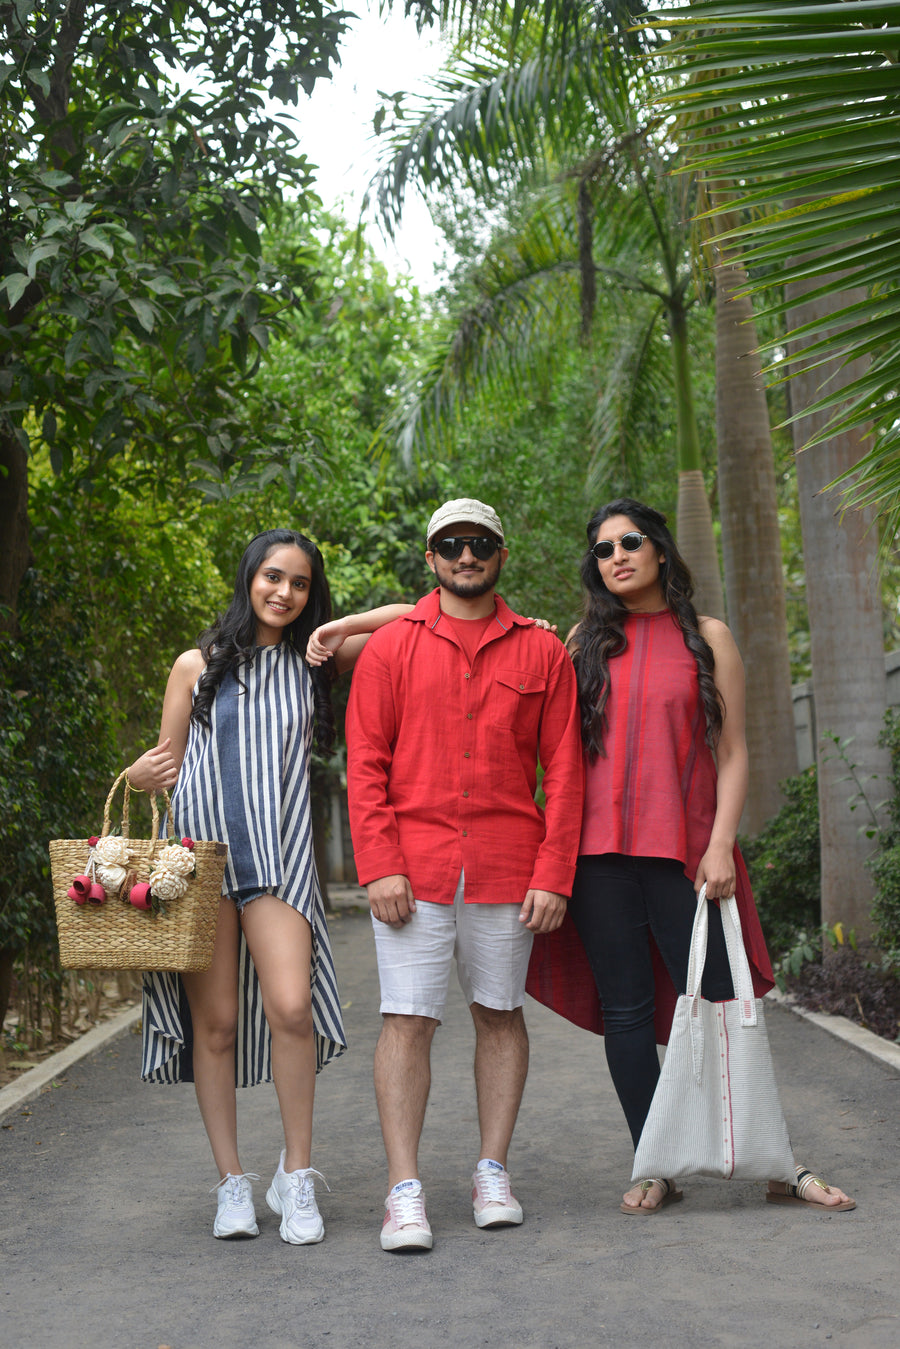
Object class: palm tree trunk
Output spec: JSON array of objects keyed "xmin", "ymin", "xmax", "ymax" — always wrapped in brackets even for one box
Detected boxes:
[
  {"xmin": 669, "ymin": 300, "xmax": 725, "ymax": 619},
  {"xmin": 785, "ymin": 275, "xmax": 888, "ymax": 945},
  {"xmin": 714, "ymin": 238, "xmax": 797, "ymax": 833}
]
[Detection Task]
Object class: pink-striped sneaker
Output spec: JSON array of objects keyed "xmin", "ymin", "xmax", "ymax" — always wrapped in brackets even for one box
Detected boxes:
[
  {"xmin": 380, "ymin": 1179, "xmax": 433, "ymax": 1251},
  {"xmin": 472, "ymin": 1162, "xmax": 523, "ymax": 1228}
]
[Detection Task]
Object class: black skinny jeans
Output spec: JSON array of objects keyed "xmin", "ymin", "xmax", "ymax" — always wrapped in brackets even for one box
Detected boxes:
[{"xmin": 569, "ymin": 854, "xmax": 735, "ymax": 1149}]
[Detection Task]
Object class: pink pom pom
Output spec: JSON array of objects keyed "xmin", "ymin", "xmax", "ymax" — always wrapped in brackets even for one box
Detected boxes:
[
  {"xmin": 68, "ymin": 875, "xmax": 92, "ymax": 903},
  {"xmin": 128, "ymin": 883, "xmax": 153, "ymax": 911}
]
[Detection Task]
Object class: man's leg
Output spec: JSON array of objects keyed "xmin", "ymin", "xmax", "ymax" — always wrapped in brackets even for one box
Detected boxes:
[
  {"xmin": 469, "ymin": 1002, "xmax": 529, "ymax": 1169},
  {"xmin": 374, "ymin": 1012, "xmax": 438, "ymax": 1187},
  {"xmin": 370, "ymin": 898, "xmax": 455, "ymax": 1250},
  {"xmin": 457, "ymin": 896, "xmax": 532, "ymax": 1226}
]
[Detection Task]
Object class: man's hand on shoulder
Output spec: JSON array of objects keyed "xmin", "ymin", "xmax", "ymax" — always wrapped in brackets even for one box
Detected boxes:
[
  {"xmin": 367, "ymin": 874, "xmax": 417, "ymax": 928},
  {"xmin": 519, "ymin": 889, "xmax": 568, "ymax": 933}
]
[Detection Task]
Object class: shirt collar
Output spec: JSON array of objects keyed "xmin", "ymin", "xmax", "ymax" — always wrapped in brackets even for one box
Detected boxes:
[{"xmin": 407, "ymin": 588, "xmax": 532, "ymax": 631}]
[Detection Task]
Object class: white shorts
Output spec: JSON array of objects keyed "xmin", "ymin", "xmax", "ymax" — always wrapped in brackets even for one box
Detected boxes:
[{"xmin": 371, "ymin": 873, "xmax": 533, "ymax": 1020}]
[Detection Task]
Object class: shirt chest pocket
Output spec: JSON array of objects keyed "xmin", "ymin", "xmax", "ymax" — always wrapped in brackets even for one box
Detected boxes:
[{"xmin": 489, "ymin": 668, "xmax": 547, "ymax": 734}]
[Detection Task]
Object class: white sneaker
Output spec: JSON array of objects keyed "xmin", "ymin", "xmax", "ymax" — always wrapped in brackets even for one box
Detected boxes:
[
  {"xmin": 380, "ymin": 1179, "xmax": 433, "ymax": 1251},
  {"xmin": 211, "ymin": 1172, "xmax": 260, "ymax": 1239},
  {"xmin": 266, "ymin": 1151, "xmax": 327, "ymax": 1245},
  {"xmin": 472, "ymin": 1162, "xmax": 523, "ymax": 1228}
]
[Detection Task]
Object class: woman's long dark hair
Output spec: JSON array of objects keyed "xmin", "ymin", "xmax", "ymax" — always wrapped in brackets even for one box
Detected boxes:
[
  {"xmin": 192, "ymin": 529, "xmax": 336, "ymax": 754},
  {"xmin": 572, "ymin": 498, "xmax": 722, "ymax": 760}
]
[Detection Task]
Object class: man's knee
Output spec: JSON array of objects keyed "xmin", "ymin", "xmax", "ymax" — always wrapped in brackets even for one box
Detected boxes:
[
  {"xmin": 469, "ymin": 1002, "xmax": 525, "ymax": 1035},
  {"xmin": 380, "ymin": 1012, "xmax": 438, "ymax": 1048}
]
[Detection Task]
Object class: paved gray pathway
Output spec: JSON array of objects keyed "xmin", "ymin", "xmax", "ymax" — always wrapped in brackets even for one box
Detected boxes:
[{"xmin": 2, "ymin": 905, "xmax": 898, "ymax": 1349}]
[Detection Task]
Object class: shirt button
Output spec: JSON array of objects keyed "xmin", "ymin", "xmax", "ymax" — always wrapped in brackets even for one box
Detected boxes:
[
  {"xmin": 462, "ymin": 830, "xmax": 468, "ymax": 837},
  {"xmin": 463, "ymin": 752, "xmax": 470, "ymax": 758},
  {"xmin": 462, "ymin": 790, "xmax": 469, "ymax": 797},
  {"xmin": 467, "ymin": 712, "xmax": 473, "ymax": 720},
  {"xmin": 519, "ymin": 683, "xmax": 525, "ymax": 690},
  {"xmin": 464, "ymin": 672, "xmax": 470, "ymax": 679}
]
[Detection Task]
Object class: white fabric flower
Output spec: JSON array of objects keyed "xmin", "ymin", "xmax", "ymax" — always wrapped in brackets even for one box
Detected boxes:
[
  {"xmin": 160, "ymin": 845, "xmax": 195, "ymax": 877},
  {"xmin": 94, "ymin": 836, "xmax": 131, "ymax": 867},
  {"xmin": 97, "ymin": 864, "xmax": 128, "ymax": 891},
  {"xmin": 149, "ymin": 868, "xmax": 188, "ymax": 903}
]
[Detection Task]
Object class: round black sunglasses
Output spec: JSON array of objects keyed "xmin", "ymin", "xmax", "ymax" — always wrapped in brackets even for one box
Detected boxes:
[{"xmin": 432, "ymin": 536, "xmax": 502, "ymax": 561}]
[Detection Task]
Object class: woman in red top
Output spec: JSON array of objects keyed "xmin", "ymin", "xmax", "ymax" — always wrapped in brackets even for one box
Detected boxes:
[{"xmin": 566, "ymin": 499, "xmax": 854, "ymax": 1215}]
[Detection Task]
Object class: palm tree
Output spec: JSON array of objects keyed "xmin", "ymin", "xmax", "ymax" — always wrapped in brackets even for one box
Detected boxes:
[
  {"xmin": 656, "ymin": 0, "xmax": 900, "ymax": 529},
  {"xmin": 371, "ymin": 2, "xmax": 806, "ymax": 826},
  {"xmin": 656, "ymin": 0, "xmax": 898, "ymax": 936},
  {"xmin": 370, "ymin": 31, "xmax": 727, "ymax": 611}
]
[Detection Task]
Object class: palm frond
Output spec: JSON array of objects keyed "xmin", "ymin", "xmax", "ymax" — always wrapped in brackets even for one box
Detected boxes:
[
  {"xmin": 372, "ymin": 190, "xmax": 585, "ymax": 460},
  {"xmin": 651, "ymin": 0, "xmax": 900, "ymax": 509}
]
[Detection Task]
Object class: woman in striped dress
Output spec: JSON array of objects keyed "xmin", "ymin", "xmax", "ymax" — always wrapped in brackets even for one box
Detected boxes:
[{"xmin": 127, "ymin": 529, "xmax": 407, "ymax": 1244}]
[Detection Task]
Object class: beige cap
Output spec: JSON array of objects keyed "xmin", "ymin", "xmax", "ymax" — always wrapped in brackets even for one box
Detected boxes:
[{"xmin": 426, "ymin": 497, "xmax": 505, "ymax": 546}]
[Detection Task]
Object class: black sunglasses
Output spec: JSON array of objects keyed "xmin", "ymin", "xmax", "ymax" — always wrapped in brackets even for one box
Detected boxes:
[
  {"xmin": 590, "ymin": 531, "xmax": 648, "ymax": 561},
  {"xmin": 433, "ymin": 536, "xmax": 502, "ymax": 561}
]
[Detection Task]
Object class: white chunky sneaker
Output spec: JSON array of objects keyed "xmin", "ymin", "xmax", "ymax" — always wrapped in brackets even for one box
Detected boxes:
[
  {"xmin": 380, "ymin": 1179, "xmax": 433, "ymax": 1252},
  {"xmin": 266, "ymin": 1151, "xmax": 327, "ymax": 1245},
  {"xmin": 211, "ymin": 1172, "xmax": 260, "ymax": 1239},
  {"xmin": 471, "ymin": 1161, "xmax": 523, "ymax": 1228}
]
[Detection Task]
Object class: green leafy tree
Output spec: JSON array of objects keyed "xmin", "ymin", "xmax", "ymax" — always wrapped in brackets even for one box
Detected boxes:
[{"xmin": 0, "ymin": 0, "xmax": 442, "ymax": 633}]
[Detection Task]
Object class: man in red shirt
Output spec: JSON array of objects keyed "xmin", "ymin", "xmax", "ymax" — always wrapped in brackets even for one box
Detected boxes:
[{"xmin": 346, "ymin": 498, "xmax": 583, "ymax": 1252}]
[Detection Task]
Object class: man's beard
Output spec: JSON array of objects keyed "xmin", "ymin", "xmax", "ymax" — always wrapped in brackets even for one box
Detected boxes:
[{"xmin": 436, "ymin": 557, "xmax": 501, "ymax": 599}]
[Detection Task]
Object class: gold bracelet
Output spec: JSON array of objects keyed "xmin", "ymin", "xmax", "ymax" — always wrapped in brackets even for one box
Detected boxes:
[{"xmin": 124, "ymin": 770, "xmax": 146, "ymax": 793}]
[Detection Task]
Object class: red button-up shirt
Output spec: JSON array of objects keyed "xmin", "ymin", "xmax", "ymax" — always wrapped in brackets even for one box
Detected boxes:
[{"xmin": 346, "ymin": 589, "xmax": 584, "ymax": 904}]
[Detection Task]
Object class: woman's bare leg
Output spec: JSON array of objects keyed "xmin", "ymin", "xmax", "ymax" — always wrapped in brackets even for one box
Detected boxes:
[
  {"xmin": 241, "ymin": 896, "xmax": 316, "ymax": 1172},
  {"xmin": 182, "ymin": 898, "xmax": 242, "ymax": 1178}
]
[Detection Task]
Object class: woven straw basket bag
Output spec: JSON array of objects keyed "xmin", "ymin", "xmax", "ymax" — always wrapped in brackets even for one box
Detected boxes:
[{"xmin": 50, "ymin": 770, "xmax": 227, "ymax": 972}]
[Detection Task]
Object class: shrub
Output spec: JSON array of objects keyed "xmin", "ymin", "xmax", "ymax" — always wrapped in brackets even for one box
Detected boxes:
[
  {"xmin": 741, "ymin": 766, "xmax": 821, "ymax": 957},
  {"xmin": 868, "ymin": 708, "xmax": 900, "ymax": 961},
  {"xmin": 785, "ymin": 945, "xmax": 900, "ymax": 1043}
]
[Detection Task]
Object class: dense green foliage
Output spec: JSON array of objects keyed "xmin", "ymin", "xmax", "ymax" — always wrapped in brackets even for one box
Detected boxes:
[
  {"xmin": 869, "ymin": 710, "xmax": 900, "ymax": 960},
  {"xmin": 741, "ymin": 767, "xmax": 821, "ymax": 957},
  {"xmin": 0, "ymin": 571, "xmax": 118, "ymax": 957}
]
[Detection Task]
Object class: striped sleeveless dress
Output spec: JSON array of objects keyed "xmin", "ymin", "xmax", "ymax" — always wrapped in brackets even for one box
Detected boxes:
[{"xmin": 140, "ymin": 642, "xmax": 346, "ymax": 1085}]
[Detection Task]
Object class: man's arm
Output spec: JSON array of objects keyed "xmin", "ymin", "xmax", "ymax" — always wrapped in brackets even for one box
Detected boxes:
[
  {"xmin": 527, "ymin": 642, "xmax": 584, "ymax": 900},
  {"xmin": 345, "ymin": 637, "xmax": 415, "ymax": 925}
]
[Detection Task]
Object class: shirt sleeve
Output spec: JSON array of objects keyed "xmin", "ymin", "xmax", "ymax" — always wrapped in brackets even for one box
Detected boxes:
[
  {"xmin": 528, "ymin": 643, "xmax": 584, "ymax": 896},
  {"xmin": 345, "ymin": 636, "xmax": 409, "ymax": 885}
]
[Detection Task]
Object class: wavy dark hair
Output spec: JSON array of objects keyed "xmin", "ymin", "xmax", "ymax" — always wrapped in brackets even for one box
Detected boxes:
[
  {"xmin": 192, "ymin": 529, "xmax": 336, "ymax": 754},
  {"xmin": 571, "ymin": 498, "xmax": 723, "ymax": 760}
]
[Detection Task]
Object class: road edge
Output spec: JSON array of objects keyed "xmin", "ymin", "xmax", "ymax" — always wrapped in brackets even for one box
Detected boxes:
[
  {"xmin": 0, "ymin": 1002, "xmax": 142, "ymax": 1122},
  {"xmin": 766, "ymin": 988, "xmax": 900, "ymax": 1074}
]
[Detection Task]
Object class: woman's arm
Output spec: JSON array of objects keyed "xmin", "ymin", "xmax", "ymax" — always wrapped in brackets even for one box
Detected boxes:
[
  {"xmin": 126, "ymin": 649, "xmax": 206, "ymax": 792},
  {"xmin": 306, "ymin": 603, "xmax": 414, "ymax": 675},
  {"xmin": 695, "ymin": 616, "xmax": 749, "ymax": 900}
]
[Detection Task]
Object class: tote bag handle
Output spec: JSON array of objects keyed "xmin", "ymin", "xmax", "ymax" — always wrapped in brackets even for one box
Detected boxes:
[{"xmin": 684, "ymin": 884, "xmax": 758, "ymax": 1081}]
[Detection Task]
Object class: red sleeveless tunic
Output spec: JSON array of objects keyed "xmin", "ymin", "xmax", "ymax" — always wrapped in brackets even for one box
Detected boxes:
[{"xmin": 526, "ymin": 610, "xmax": 774, "ymax": 1042}]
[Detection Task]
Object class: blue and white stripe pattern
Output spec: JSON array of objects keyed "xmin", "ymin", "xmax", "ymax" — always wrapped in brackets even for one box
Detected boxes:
[{"xmin": 140, "ymin": 644, "xmax": 346, "ymax": 1085}]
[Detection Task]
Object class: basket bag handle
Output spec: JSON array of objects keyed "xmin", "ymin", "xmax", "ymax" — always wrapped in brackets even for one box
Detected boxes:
[{"xmin": 101, "ymin": 769, "xmax": 175, "ymax": 843}]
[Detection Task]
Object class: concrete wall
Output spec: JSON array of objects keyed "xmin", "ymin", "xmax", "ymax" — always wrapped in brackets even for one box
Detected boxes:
[{"xmin": 792, "ymin": 648, "xmax": 900, "ymax": 771}]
